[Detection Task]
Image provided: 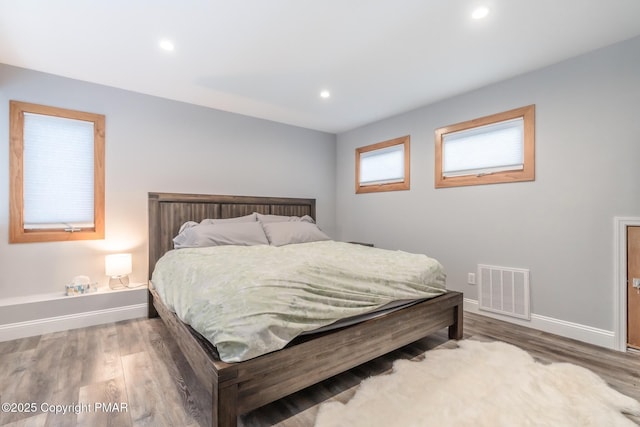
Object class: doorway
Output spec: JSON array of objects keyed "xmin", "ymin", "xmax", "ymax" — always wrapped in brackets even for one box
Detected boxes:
[
  {"xmin": 628, "ymin": 226, "xmax": 640, "ymax": 349},
  {"xmin": 615, "ymin": 217, "xmax": 640, "ymax": 351}
]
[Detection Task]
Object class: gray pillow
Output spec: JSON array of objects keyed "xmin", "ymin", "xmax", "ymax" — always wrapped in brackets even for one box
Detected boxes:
[
  {"xmin": 173, "ymin": 222, "xmax": 268, "ymax": 248},
  {"xmin": 256, "ymin": 212, "xmax": 315, "ymax": 223},
  {"xmin": 178, "ymin": 220, "xmax": 199, "ymax": 234},
  {"xmin": 177, "ymin": 213, "xmax": 257, "ymax": 234},
  {"xmin": 262, "ymin": 222, "xmax": 330, "ymax": 246},
  {"xmin": 200, "ymin": 213, "xmax": 257, "ymax": 225}
]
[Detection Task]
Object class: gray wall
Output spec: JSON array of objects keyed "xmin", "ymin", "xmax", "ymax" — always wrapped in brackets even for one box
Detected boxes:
[
  {"xmin": 335, "ymin": 36, "xmax": 640, "ymax": 331},
  {"xmin": 0, "ymin": 64, "xmax": 336, "ymax": 299},
  {"xmin": 2, "ymin": 35, "xmax": 639, "ymax": 334}
]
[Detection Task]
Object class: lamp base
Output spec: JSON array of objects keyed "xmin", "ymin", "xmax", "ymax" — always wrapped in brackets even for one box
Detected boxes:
[{"xmin": 109, "ymin": 275, "xmax": 130, "ymax": 290}]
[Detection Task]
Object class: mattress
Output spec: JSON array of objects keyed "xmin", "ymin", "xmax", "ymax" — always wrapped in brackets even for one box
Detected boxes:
[
  {"xmin": 304, "ymin": 298, "xmax": 424, "ymax": 334},
  {"xmin": 151, "ymin": 240, "xmax": 446, "ymax": 362}
]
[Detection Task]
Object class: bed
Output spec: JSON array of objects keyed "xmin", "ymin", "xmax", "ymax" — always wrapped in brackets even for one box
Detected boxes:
[{"xmin": 147, "ymin": 192, "xmax": 463, "ymax": 427}]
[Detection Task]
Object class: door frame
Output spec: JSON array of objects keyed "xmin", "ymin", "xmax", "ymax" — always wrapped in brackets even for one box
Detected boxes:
[{"xmin": 614, "ymin": 217, "xmax": 640, "ymax": 351}]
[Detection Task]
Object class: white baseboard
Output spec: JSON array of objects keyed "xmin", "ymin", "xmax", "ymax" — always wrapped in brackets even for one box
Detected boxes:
[
  {"xmin": 0, "ymin": 303, "xmax": 148, "ymax": 342},
  {"xmin": 464, "ymin": 298, "xmax": 616, "ymax": 350},
  {"xmin": 0, "ymin": 287, "xmax": 149, "ymax": 342}
]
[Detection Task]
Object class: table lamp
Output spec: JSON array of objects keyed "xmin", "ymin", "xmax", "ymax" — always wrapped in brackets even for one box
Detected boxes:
[{"xmin": 105, "ymin": 253, "xmax": 132, "ymax": 289}]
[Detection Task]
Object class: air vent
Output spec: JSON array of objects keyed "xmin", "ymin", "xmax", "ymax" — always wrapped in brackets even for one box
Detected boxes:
[{"xmin": 478, "ymin": 264, "xmax": 530, "ymax": 320}]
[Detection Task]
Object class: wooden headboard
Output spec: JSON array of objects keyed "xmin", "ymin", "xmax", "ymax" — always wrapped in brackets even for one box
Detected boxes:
[{"xmin": 148, "ymin": 192, "xmax": 316, "ymax": 278}]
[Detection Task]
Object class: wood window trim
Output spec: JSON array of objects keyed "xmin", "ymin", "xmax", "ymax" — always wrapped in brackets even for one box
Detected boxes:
[
  {"xmin": 434, "ymin": 105, "xmax": 535, "ymax": 188},
  {"xmin": 355, "ymin": 135, "xmax": 410, "ymax": 194},
  {"xmin": 9, "ymin": 100, "xmax": 105, "ymax": 243}
]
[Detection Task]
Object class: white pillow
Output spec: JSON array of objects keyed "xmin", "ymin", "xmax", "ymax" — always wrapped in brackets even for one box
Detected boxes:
[
  {"xmin": 173, "ymin": 222, "xmax": 268, "ymax": 248},
  {"xmin": 261, "ymin": 222, "xmax": 330, "ymax": 246}
]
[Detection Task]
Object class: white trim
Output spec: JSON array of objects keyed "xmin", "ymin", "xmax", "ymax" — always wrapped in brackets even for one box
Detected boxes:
[
  {"xmin": 0, "ymin": 303, "xmax": 147, "ymax": 342},
  {"xmin": 614, "ymin": 217, "xmax": 640, "ymax": 351},
  {"xmin": 464, "ymin": 298, "xmax": 615, "ymax": 349}
]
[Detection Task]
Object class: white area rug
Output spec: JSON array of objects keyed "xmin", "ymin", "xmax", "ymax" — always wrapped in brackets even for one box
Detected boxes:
[{"xmin": 315, "ymin": 340, "xmax": 640, "ymax": 427}]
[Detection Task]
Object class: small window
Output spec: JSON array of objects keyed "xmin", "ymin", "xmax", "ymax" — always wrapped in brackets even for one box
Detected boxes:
[
  {"xmin": 9, "ymin": 101, "xmax": 105, "ymax": 243},
  {"xmin": 355, "ymin": 135, "xmax": 410, "ymax": 194},
  {"xmin": 435, "ymin": 105, "xmax": 535, "ymax": 188}
]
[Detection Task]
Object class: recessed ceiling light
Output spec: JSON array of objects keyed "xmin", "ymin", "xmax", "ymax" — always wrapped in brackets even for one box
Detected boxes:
[
  {"xmin": 471, "ymin": 6, "xmax": 490, "ymax": 20},
  {"xmin": 320, "ymin": 90, "xmax": 331, "ymax": 99},
  {"xmin": 159, "ymin": 39, "xmax": 175, "ymax": 51}
]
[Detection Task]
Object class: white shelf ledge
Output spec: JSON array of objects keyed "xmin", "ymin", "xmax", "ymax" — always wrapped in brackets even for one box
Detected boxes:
[{"xmin": 0, "ymin": 285, "xmax": 149, "ymax": 342}]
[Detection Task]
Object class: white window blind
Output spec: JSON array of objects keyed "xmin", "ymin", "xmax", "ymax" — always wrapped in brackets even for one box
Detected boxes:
[
  {"xmin": 359, "ymin": 144, "xmax": 404, "ymax": 185},
  {"xmin": 23, "ymin": 112, "xmax": 95, "ymax": 230},
  {"xmin": 443, "ymin": 117, "xmax": 524, "ymax": 177}
]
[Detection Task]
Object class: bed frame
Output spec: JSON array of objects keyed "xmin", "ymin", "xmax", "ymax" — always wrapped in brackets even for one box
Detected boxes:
[{"xmin": 148, "ymin": 192, "xmax": 463, "ymax": 427}]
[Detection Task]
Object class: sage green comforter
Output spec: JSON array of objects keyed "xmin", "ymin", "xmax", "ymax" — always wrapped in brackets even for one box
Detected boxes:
[{"xmin": 151, "ymin": 240, "xmax": 446, "ymax": 362}]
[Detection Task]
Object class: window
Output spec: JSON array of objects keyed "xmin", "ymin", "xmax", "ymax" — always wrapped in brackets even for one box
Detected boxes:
[
  {"xmin": 435, "ymin": 105, "xmax": 535, "ymax": 188},
  {"xmin": 355, "ymin": 135, "xmax": 410, "ymax": 194},
  {"xmin": 9, "ymin": 101, "xmax": 105, "ymax": 243}
]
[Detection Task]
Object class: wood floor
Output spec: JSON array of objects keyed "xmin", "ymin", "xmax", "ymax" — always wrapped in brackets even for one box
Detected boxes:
[{"xmin": 0, "ymin": 312, "xmax": 638, "ymax": 427}]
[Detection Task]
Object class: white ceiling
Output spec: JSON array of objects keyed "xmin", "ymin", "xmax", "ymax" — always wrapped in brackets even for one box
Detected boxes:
[{"xmin": 2, "ymin": 1, "xmax": 640, "ymax": 133}]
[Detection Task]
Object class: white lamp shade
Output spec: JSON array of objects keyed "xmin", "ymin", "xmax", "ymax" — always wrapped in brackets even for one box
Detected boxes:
[{"xmin": 105, "ymin": 253, "xmax": 132, "ymax": 277}]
